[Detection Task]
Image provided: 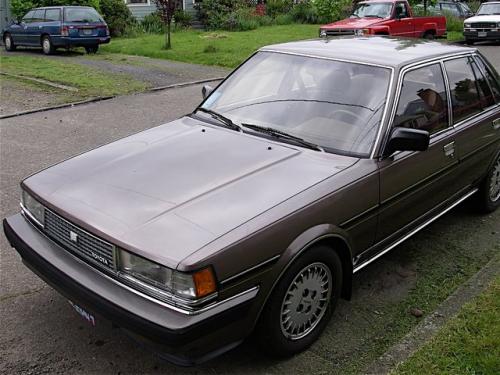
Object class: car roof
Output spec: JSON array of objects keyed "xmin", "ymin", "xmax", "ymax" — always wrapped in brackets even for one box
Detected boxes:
[{"xmin": 260, "ymin": 37, "xmax": 476, "ymax": 69}]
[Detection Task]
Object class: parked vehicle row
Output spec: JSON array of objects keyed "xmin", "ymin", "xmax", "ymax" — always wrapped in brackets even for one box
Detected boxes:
[
  {"xmin": 2, "ymin": 6, "xmax": 110, "ymax": 54},
  {"xmin": 463, "ymin": 1, "xmax": 500, "ymax": 44},
  {"xmin": 320, "ymin": 0, "xmax": 447, "ymax": 39},
  {"xmin": 4, "ymin": 37, "xmax": 499, "ymax": 365}
]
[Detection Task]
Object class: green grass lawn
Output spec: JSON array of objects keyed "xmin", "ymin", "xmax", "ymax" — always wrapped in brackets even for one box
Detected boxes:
[
  {"xmin": 102, "ymin": 24, "xmax": 320, "ymax": 68},
  {"xmin": 393, "ymin": 277, "xmax": 500, "ymax": 375},
  {"xmin": 0, "ymin": 55, "xmax": 146, "ymax": 99}
]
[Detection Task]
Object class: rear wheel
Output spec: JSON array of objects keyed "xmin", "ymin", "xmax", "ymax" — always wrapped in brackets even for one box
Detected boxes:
[
  {"xmin": 256, "ymin": 246, "xmax": 343, "ymax": 357},
  {"xmin": 4, "ymin": 33, "xmax": 16, "ymax": 51},
  {"xmin": 423, "ymin": 31, "xmax": 435, "ymax": 40},
  {"xmin": 85, "ymin": 45, "xmax": 99, "ymax": 54},
  {"xmin": 476, "ymin": 153, "xmax": 500, "ymax": 213},
  {"xmin": 42, "ymin": 35, "xmax": 55, "ymax": 55}
]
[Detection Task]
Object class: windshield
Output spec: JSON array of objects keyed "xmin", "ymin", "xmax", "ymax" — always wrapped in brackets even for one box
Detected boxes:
[
  {"xmin": 64, "ymin": 8, "xmax": 102, "ymax": 23},
  {"xmin": 201, "ymin": 52, "xmax": 391, "ymax": 157},
  {"xmin": 477, "ymin": 3, "xmax": 500, "ymax": 15},
  {"xmin": 352, "ymin": 2, "xmax": 393, "ymax": 18}
]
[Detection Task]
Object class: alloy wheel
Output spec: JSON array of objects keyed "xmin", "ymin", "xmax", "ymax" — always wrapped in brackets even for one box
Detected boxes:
[
  {"xmin": 43, "ymin": 38, "xmax": 51, "ymax": 54},
  {"xmin": 5, "ymin": 36, "xmax": 11, "ymax": 49},
  {"xmin": 489, "ymin": 157, "xmax": 500, "ymax": 202},
  {"xmin": 280, "ymin": 262, "xmax": 331, "ymax": 340}
]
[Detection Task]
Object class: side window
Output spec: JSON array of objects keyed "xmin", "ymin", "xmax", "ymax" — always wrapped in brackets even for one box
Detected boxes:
[
  {"xmin": 45, "ymin": 9, "xmax": 61, "ymax": 22},
  {"xmin": 32, "ymin": 9, "xmax": 45, "ymax": 22},
  {"xmin": 475, "ymin": 55, "xmax": 500, "ymax": 103},
  {"xmin": 394, "ymin": 63, "xmax": 449, "ymax": 134},
  {"xmin": 395, "ymin": 2, "xmax": 409, "ymax": 18},
  {"xmin": 445, "ymin": 57, "xmax": 487, "ymax": 124},
  {"xmin": 22, "ymin": 10, "xmax": 35, "ymax": 23},
  {"xmin": 441, "ymin": 3, "xmax": 460, "ymax": 17},
  {"xmin": 470, "ymin": 58, "xmax": 495, "ymax": 108}
]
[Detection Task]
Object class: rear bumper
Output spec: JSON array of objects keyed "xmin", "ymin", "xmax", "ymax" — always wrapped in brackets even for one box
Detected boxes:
[
  {"xmin": 463, "ymin": 30, "xmax": 500, "ymax": 41},
  {"xmin": 3, "ymin": 214, "xmax": 259, "ymax": 366},
  {"xmin": 52, "ymin": 36, "xmax": 111, "ymax": 47}
]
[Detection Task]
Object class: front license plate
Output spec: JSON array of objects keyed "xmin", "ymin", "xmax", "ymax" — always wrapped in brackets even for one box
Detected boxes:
[
  {"xmin": 478, "ymin": 31, "xmax": 487, "ymax": 37},
  {"xmin": 69, "ymin": 300, "xmax": 96, "ymax": 326},
  {"xmin": 83, "ymin": 29, "xmax": 93, "ymax": 35}
]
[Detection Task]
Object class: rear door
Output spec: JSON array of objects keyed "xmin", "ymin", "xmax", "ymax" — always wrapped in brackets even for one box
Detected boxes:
[
  {"xmin": 446, "ymin": 55, "xmax": 500, "ymax": 190},
  {"xmin": 377, "ymin": 62, "xmax": 460, "ymax": 242},
  {"xmin": 25, "ymin": 8, "xmax": 45, "ymax": 45},
  {"xmin": 43, "ymin": 9, "xmax": 62, "ymax": 37}
]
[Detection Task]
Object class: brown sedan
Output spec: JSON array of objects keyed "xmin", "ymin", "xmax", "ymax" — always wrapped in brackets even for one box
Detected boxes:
[{"xmin": 3, "ymin": 37, "xmax": 500, "ymax": 365}]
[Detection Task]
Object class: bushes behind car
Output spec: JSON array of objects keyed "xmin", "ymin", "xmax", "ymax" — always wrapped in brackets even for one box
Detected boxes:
[{"xmin": 100, "ymin": 0, "xmax": 135, "ymax": 37}]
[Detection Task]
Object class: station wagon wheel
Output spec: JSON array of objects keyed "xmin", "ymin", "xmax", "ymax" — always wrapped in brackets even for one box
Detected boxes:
[
  {"xmin": 4, "ymin": 34, "xmax": 16, "ymax": 51},
  {"xmin": 256, "ymin": 245, "xmax": 342, "ymax": 357},
  {"xmin": 42, "ymin": 35, "xmax": 55, "ymax": 55},
  {"xmin": 476, "ymin": 154, "xmax": 500, "ymax": 213},
  {"xmin": 85, "ymin": 45, "xmax": 99, "ymax": 54}
]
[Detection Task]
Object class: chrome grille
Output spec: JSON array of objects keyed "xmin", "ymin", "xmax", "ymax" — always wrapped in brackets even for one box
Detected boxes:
[
  {"xmin": 326, "ymin": 29, "xmax": 355, "ymax": 36},
  {"xmin": 44, "ymin": 210, "xmax": 115, "ymax": 270},
  {"xmin": 471, "ymin": 22, "xmax": 496, "ymax": 29}
]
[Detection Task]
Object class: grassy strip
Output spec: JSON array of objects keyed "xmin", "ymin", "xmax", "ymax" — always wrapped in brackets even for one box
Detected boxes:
[
  {"xmin": 0, "ymin": 55, "xmax": 146, "ymax": 98},
  {"xmin": 101, "ymin": 24, "xmax": 320, "ymax": 68},
  {"xmin": 392, "ymin": 277, "xmax": 500, "ymax": 375}
]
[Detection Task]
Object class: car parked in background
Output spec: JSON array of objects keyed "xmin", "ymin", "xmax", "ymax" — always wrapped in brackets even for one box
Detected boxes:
[
  {"xmin": 319, "ymin": 0, "xmax": 447, "ymax": 39},
  {"xmin": 4, "ymin": 37, "xmax": 500, "ymax": 365},
  {"xmin": 415, "ymin": 1, "xmax": 474, "ymax": 19},
  {"xmin": 463, "ymin": 1, "xmax": 500, "ymax": 44},
  {"xmin": 2, "ymin": 6, "xmax": 110, "ymax": 55}
]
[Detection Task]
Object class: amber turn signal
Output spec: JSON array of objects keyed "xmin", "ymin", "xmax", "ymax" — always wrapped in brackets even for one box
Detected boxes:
[{"xmin": 193, "ymin": 267, "xmax": 217, "ymax": 298}]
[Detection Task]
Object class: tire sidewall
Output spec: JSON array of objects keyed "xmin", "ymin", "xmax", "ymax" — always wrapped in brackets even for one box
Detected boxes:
[
  {"xmin": 4, "ymin": 34, "xmax": 13, "ymax": 51},
  {"xmin": 42, "ymin": 36, "xmax": 52, "ymax": 55},
  {"xmin": 258, "ymin": 245, "xmax": 343, "ymax": 357},
  {"xmin": 481, "ymin": 153, "xmax": 500, "ymax": 212}
]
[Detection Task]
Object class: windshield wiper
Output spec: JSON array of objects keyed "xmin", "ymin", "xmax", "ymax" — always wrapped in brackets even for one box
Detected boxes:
[
  {"xmin": 364, "ymin": 14, "xmax": 383, "ymax": 18},
  {"xmin": 241, "ymin": 123, "xmax": 324, "ymax": 152},
  {"xmin": 195, "ymin": 108, "xmax": 242, "ymax": 132}
]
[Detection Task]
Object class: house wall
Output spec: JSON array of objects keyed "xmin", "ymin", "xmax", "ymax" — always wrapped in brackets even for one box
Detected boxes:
[
  {"xmin": 1, "ymin": 0, "xmax": 12, "ymax": 32},
  {"xmin": 127, "ymin": 0, "xmax": 196, "ymax": 21}
]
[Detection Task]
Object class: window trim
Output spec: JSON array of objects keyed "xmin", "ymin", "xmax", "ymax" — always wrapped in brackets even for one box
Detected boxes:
[
  {"xmin": 123, "ymin": 0, "xmax": 152, "ymax": 7},
  {"xmin": 472, "ymin": 53, "xmax": 500, "ymax": 107}
]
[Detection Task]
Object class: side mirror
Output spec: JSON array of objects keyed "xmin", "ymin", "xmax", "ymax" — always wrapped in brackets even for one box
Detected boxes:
[
  {"xmin": 202, "ymin": 85, "xmax": 214, "ymax": 99},
  {"xmin": 383, "ymin": 127, "xmax": 430, "ymax": 157}
]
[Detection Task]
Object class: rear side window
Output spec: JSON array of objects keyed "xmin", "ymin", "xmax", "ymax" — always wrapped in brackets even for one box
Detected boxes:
[
  {"xmin": 45, "ymin": 9, "xmax": 61, "ymax": 22},
  {"xmin": 445, "ymin": 57, "xmax": 491, "ymax": 124},
  {"xmin": 394, "ymin": 63, "xmax": 449, "ymax": 134},
  {"xmin": 32, "ymin": 9, "xmax": 45, "ymax": 22},
  {"xmin": 474, "ymin": 55, "xmax": 500, "ymax": 103},
  {"xmin": 64, "ymin": 8, "xmax": 102, "ymax": 23}
]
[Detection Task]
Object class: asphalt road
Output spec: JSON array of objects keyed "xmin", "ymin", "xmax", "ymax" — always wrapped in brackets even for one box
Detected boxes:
[{"xmin": 1, "ymin": 45, "xmax": 499, "ymax": 374}]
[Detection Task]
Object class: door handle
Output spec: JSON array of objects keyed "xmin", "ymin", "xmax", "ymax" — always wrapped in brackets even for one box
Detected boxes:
[
  {"xmin": 493, "ymin": 118, "xmax": 500, "ymax": 131},
  {"xmin": 443, "ymin": 141, "xmax": 455, "ymax": 158}
]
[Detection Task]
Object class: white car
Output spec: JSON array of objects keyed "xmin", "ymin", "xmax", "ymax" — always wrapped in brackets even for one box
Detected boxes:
[{"xmin": 463, "ymin": 1, "xmax": 500, "ymax": 44}]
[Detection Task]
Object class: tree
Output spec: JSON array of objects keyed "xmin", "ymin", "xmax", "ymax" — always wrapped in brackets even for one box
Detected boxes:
[{"xmin": 154, "ymin": 0, "xmax": 181, "ymax": 49}]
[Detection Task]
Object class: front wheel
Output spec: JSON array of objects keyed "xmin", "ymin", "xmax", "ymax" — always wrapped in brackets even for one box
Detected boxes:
[
  {"xmin": 85, "ymin": 45, "xmax": 99, "ymax": 54},
  {"xmin": 465, "ymin": 39, "xmax": 475, "ymax": 45},
  {"xmin": 4, "ymin": 33, "xmax": 16, "ymax": 51},
  {"xmin": 256, "ymin": 246, "xmax": 343, "ymax": 357},
  {"xmin": 476, "ymin": 153, "xmax": 500, "ymax": 213}
]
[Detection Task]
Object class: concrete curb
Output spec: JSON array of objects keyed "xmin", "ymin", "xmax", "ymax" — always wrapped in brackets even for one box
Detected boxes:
[
  {"xmin": 365, "ymin": 255, "xmax": 500, "ymax": 375},
  {"xmin": 0, "ymin": 77, "xmax": 224, "ymax": 120},
  {"xmin": 0, "ymin": 72, "xmax": 79, "ymax": 91}
]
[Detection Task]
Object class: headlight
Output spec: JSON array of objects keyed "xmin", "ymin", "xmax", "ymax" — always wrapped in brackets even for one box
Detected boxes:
[
  {"xmin": 355, "ymin": 29, "xmax": 364, "ymax": 36},
  {"xmin": 118, "ymin": 249, "xmax": 217, "ymax": 300},
  {"xmin": 21, "ymin": 190, "xmax": 45, "ymax": 226},
  {"xmin": 464, "ymin": 23, "xmax": 471, "ymax": 28}
]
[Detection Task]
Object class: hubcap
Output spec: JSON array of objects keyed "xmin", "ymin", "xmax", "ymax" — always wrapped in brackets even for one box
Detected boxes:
[
  {"xmin": 5, "ymin": 36, "xmax": 11, "ymax": 48},
  {"xmin": 280, "ymin": 262, "xmax": 331, "ymax": 340},
  {"xmin": 43, "ymin": 39, "xmax": 50, "ymax": 53},
  {"xmin": 489, "ymin": 157, "xmax": 500, "ymax": 202}
]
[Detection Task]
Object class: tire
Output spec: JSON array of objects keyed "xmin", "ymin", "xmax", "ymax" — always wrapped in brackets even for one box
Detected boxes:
[
  {"xmin": 423, "ymin": 31, "xmax": 435, "ymax": 40},
  {"xmin": 4, "ymin": 33, "xmax": 16, "ymax": 51},
  {"xmin": 85, "ymin": 45, "xmax": 99, "ymax": 54},
  {"xmin": 465, "ymin": 39, "xmax": 475, "ymax": 45},
  {"xmin": 476, "ymin": 153, "xmax": 500, "ymax": 213},
  {"xmin": 256, "ymin": 245, "xmax": 343, "ymax": 357},
  {"xmin": 42, "ymin": 35, "xmax": 55, "ymax": 55}
]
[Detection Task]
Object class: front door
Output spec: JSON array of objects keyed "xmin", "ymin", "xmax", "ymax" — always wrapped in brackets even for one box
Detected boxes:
[
  {"xmin": 391, "ymin": 2, "xmax": 415, "ymax": 37},
  {"xmin": 377, "ymin": 62, "xmax": 460, "ymax": 243},
  {"xmin": 25, "ymin": 8, "xmax": 45, "ymax": 45}
]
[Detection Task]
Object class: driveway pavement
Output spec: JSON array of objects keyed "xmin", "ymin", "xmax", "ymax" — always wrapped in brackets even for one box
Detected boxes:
[{"xmin": 0, "ymin": 46, "xmax": 499, "ymax": 374}]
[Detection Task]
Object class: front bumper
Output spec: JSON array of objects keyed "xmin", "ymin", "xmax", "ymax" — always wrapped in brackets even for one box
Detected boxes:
[
  {"xmin": 463, "ymin": 30, "xmax": 500, "ymax": 41},
  {"xmin": 3, "ymin": 214, "xmax": 259, "ymax": 366}
]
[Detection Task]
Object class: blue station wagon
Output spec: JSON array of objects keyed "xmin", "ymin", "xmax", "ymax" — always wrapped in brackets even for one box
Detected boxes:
[{"xmin": 2, "ymin": 6, "xmax": 110, "ymax": 54}]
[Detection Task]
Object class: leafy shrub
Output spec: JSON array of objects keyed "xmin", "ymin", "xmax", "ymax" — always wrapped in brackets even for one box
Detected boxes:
[
  {"xmin": 174, "ymin": 9, "xmax": 192, "ymax": 29},
  {"xmin": 100, "ymin": 0, "xmax": 135, "ymax": 37},
  {"xmin": 10, "ymin": 0, "xmax": 99, "ymax": 19},
  {"xmin": 313, "ymin": 0, "xmax": 352, "ymax": 23},
  {"xmin": 266, "ymin": 0, "xmax": 293, "ymax": 18},
  {"xmin": 256, "ymin": 15, "xmax": 274, "ymax": 27},
  {"xmin": 196, "ymin": 0, "xmax": 247, "ymax": 30},
  {"xmin": 223, "ymin": 7, "xmax": 259, "ymax": 31},
  {"xmin": 141, "ymin": 11, "xmax": 165, "ymax": 34},
  {"xmin": 275, "ymin": 13, "xmax": 294, "ymax": 25},
  {"xmin": 291, "ymin": 1, "xmax": 319, "ymax": 24}
]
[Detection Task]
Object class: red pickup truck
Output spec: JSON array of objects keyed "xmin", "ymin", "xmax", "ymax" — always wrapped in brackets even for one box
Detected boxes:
[{"xmin": 320, "ymin": 0, "xmax": 447, "ymax": 39}]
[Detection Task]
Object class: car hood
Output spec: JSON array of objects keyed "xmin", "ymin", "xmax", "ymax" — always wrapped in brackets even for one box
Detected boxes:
[
  {"xmin": 321, "ymin": 17, "xmax": 385, "ymax": 29},
  {"xmin": 23, "ymin": 117, "xmax": 357, "ymax": 268},
  {"xmin": 464, "ymin": 15, "xmax": 500, "ymax": 23}
]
